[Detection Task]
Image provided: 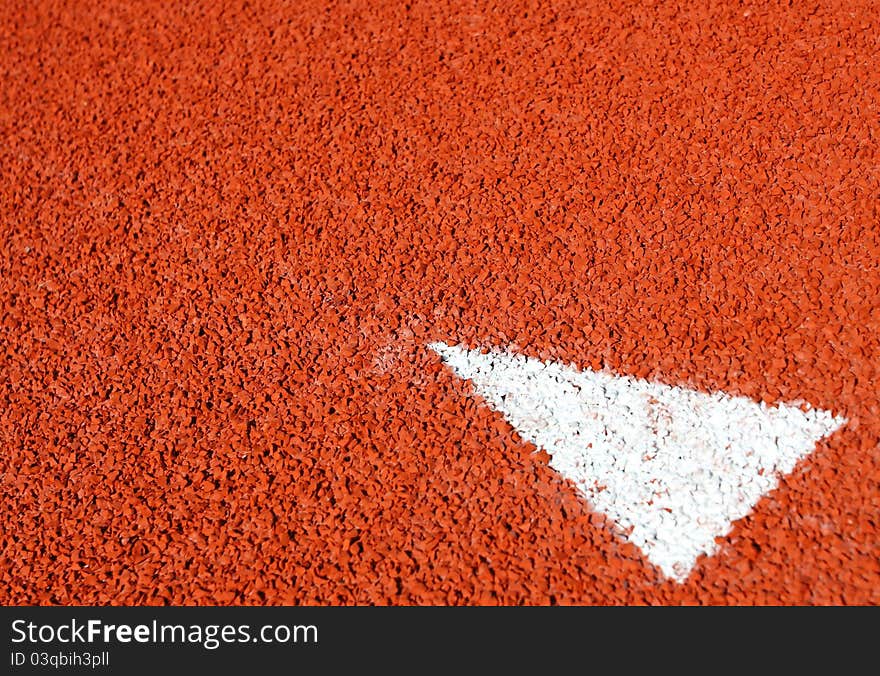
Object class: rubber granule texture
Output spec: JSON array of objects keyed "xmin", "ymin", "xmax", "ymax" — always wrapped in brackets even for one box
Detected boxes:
[{"xmin": 1, "ymin": 0, "xmax": 879, "ymax": 604}]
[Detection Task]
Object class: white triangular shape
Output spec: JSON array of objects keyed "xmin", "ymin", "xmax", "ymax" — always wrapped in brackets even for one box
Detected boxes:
[{"xmin": 430, "ymin": 342, "xmax": 846, "ymax": 582}]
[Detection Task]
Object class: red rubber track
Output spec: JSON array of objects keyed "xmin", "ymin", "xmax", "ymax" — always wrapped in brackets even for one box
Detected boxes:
[{"xmin": 1, "ymin": 0, "xmax": 878, "ymax": 604}]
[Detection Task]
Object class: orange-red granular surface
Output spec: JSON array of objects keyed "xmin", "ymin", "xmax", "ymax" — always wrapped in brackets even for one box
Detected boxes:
[{"xmin": 2, "ymin": 0, "xmax": 878, "ymax": 605}]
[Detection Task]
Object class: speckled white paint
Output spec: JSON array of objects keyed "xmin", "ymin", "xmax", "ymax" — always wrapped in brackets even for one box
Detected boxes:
[{"xmin": 429, "ymin": 342, "xmax": 847, "ymax": 582}]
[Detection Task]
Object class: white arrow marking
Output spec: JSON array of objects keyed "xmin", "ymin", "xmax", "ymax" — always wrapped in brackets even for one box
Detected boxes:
[{"xmin": 429, "ymin": 342, "xmax": 847, "ymax": 581}]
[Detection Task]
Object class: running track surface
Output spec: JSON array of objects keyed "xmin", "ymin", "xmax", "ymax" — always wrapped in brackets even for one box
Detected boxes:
[{"xmin": 2, "ymin": 0, "xmax": 878, "ymax": 604}]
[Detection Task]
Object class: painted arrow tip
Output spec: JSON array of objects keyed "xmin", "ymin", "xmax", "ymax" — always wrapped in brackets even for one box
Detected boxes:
[{"xmin": 430, "ymin": 342, "xmax": 847, "ymax": 582}]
